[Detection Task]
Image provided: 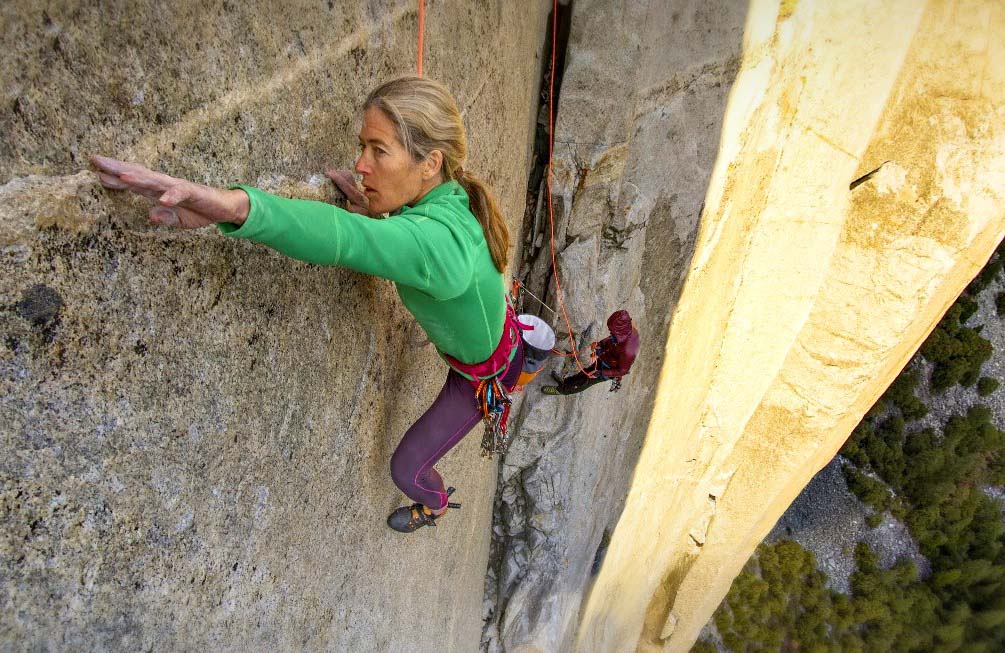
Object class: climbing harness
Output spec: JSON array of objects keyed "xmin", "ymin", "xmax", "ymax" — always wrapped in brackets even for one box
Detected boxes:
[
  {"xmin": 476, "ymin": 374, "xmax": 515, "ymax": 458},
  {"xmin": 438, "ymin": 296, "xmax": 531, "ymax": 458}
]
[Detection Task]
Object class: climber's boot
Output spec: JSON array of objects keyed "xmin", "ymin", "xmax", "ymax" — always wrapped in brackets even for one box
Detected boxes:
[
  {"xmin": 387, "ymin": 487, "xmax": 461, "ymax": 533},
  {"xmin": 542, "ymin": 371, "xmax": 568, "ymax": 396}
]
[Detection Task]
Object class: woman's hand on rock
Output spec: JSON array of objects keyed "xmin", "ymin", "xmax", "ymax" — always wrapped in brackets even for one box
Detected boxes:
[
  {"xmin": 325, "ymin": 168, "xmax": 370, "ymax": 216},
  {"xmin": 90, "ymin": 155, "xmax": 250, "ymax": 229}
]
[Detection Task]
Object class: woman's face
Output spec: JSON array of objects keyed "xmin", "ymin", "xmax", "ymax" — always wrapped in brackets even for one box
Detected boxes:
[{"xmin": 355, "ymin": 106, "xmax": 438, "ymax": 214}]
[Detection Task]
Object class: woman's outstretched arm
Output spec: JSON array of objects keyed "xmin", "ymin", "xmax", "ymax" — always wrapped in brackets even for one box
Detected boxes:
[
  {"xmin": 90, "ymin": 155, "xmax": 250, "ymax": 229},
  {"xmin": 91, "ymin": 155, "xmax": 469, "ymax": 297}
]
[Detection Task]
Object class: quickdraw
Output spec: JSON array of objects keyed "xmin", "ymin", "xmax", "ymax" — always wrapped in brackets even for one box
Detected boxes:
[{"xmin": 477, "ymin": 375, "xmax": 514, "ymax": 458}]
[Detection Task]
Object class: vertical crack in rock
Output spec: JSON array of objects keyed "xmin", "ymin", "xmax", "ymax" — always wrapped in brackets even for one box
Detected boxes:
[
  {"xmin": 482, "ymin": 4, "xmax": 574, "ymax": 652},
  {"xmin": 638, "ymin": 553, "xmax": 698, "ymax": 648},
  {"xmin": 512, "ymin": 1, "xmax": 574, "ymax": 323},
  {"xmin": 481, "ymin": 0, "xmax": 749, "ymax": 649}
]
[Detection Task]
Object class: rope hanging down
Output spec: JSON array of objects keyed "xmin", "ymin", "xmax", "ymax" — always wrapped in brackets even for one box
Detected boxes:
[
  {"xmin": 544, "ymin": 0, "xmax": 598, "ymax": 380},
  {"xmin": 416, "ymin": 0, "xmax": 425, "ymax": 76},
  {"xmin": 415, "ymin": 0, "xmax": 597, "ymax": 381}
]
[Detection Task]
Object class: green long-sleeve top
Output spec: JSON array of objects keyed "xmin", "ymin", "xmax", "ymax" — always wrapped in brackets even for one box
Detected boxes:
[{"xmin": 217, "ymin": 180, "xmax": 505, "ymax": 364}]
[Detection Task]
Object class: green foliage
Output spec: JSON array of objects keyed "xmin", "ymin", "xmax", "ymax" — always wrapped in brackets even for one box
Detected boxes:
[
  {"xmin": 977, "ymin": 377, "xmax": 999, "ymax": 396},
  {"xmin": 843, "ymin": 415, "xmax": 908, "ymax": 493},
  {"xmin": 712, "ymin": 539, "xmax": 946, "ymax": 653},
  {"xmin": 920, "ymin": 299, "xmax": 993, "ymax": 392},
  {"xmin": 850, "ymin": 544, "xmax": 939, "ymax": 652},
  {"xmin": 880, "ymin": 370, "xmax": 929, "ymax": 421},
  {"xmin": 843, "ymin": 465, "xmax": 894, "ymax": 514},
  {"xmin": 714, "ymin": 541, "xmax": 860, "ymax": 652},
  {"xmin": 710, "ymin": 249, "xmax": 1005, "ymax": 653},
  {"xmin": 956, "ymin": 295, "xmax": 980, "ymax": 324},
  {"xmin": 837, "ymin": 395, "xmax": 1005, "ymax": 651},
  {"xmin": 966, "ymin": 238, "xmax": 1005, "ymax": 295}
]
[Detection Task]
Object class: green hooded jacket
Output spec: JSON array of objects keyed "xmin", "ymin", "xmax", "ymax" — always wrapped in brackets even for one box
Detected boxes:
[{"xmin": 217, "ymin": 180, "xmax": 505, "ymax": 364}]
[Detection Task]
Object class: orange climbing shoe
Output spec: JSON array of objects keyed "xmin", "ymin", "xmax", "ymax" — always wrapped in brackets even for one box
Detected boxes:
[{"xmin": 386, "ymin": 487, "xmax": 460, "ymax": 533}]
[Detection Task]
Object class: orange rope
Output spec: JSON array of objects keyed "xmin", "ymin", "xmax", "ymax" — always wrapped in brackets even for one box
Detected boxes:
[
  {"xmin": 416, "ymin": 0, "xmax": 425, "ymax": 76},
  {"xmin": 545, "ymin": 0, "xmax": 597, "ymax": 379}
]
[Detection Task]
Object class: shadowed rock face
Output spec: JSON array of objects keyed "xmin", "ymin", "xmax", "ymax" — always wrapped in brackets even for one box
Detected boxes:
[
  {"xmin": 483, "ymin": 1, "xmax": 748, "ymax": 651},
  {"xmin": 0, "ymin": 2, "xmax": 547, "ymax": 651}
]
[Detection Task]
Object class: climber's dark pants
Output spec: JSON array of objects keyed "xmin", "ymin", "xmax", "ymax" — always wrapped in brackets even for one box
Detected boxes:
[
  {"xmin": 390, "ymin": 340, "xmax": 524, "ymax": 510},
  {"xmin": 556, "ymin": 362, "xmax": 609, "ymax": 395}
]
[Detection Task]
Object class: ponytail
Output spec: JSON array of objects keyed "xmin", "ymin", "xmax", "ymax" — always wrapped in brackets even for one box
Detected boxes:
[{"xmin": 456, "ymin": 172, "xmax": 509, "ymax": 272}]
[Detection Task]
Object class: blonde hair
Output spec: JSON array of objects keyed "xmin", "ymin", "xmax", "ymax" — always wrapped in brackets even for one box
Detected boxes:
[{"xmin": 364, "ymin": 76, "xmax": 510, "ymax": 272}]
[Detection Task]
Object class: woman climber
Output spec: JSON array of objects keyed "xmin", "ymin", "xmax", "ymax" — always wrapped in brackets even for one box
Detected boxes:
[{"xmin": 90, "ymin": 76, "xmax": 524, "ymax": 533}]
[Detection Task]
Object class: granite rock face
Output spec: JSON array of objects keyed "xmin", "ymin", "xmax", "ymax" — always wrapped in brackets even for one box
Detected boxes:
[
  {"xmin": 6, "ymin": 0, "xmax": 1005, "ymax": 651},
  {"xmin": 484, "ymin": 1, "xmax": 748, "ymax": 651},
  {"xmin": 489, "ymin": 0, "xmax": 1005, "ymax": 652},
  {"xmin": 0, "ymin": 2, "xmax": 546, "ymax": 651},
  {"xmin": 575, "ymin": 1, "xmax": 1005, "ymax": 651}
]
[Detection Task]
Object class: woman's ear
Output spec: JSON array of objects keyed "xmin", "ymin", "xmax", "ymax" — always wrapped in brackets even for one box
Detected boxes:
[{"xmin": 423, "ymin": 150, "xmax": 444, "ymax": 180}]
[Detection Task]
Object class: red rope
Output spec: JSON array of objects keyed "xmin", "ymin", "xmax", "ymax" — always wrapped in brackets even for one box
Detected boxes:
[
  {"xmin": 545, "ymin": 0, "xmax": 597, "ymax": 379},
  {"xmin": 416, "ymin": 0, "xmax": 425, "ymax": 76}
]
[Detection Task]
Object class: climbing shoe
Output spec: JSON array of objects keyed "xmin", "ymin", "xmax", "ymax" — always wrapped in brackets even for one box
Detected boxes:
[
  {"xmin": 542, "ymin": 371, "xmax": 567, "ymax": 395},
  {"xmin": 386, "ymin": 487, "xmax": 461, "ymax": 533}
]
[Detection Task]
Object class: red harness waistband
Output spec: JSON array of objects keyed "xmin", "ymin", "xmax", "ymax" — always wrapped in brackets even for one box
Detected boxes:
[{"xmin": 439, "ymin": 299, "xmax": 530, "ymax": 385}]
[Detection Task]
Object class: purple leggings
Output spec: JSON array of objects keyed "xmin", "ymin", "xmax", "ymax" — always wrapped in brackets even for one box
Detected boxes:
[{"xmin": 390, "ymin": 340, "xmax": 525, "ymax": 510}]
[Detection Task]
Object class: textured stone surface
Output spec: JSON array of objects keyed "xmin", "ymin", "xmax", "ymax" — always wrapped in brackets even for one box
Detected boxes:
[
  {"xmin": 0, "ymin": 1, "xmax": 547, "ymax": 650},
  {"xmin": 575, "ymin": 1, "xmax": 1005, "ymax": 651},
  {"xmin": 483, "ymin": 1, "xmax": 748, "ymax": 651}
]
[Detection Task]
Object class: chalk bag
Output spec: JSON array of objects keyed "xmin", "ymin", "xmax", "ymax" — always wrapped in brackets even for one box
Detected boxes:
[{"xmin": 515, "ymin": 313, "xmax": 556, "ymax": 387}]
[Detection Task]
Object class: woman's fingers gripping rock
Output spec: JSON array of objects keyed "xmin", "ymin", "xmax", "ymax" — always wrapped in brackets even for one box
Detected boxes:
[
  {"xmin": 97, "ymin": 172, "xmax": 130, "ymax": 189},
  {"xmin": 325, "ymin": 168, "xmax": 368, "ymax": 208}
]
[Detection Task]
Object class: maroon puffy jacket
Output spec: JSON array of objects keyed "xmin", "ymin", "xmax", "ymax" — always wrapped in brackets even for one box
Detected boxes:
[{"xmin": 596, "ymin": 310, "xmax": 639, "ymax": 378}]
